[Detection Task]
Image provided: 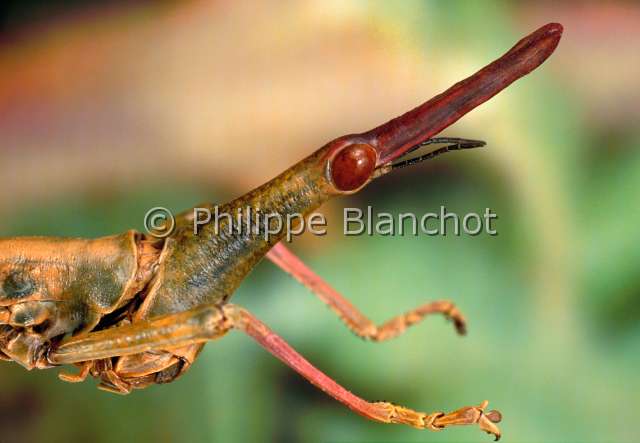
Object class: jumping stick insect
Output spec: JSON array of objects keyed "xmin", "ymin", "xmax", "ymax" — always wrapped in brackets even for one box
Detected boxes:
[{"xmin": 0, "ymin": 23, "xmax": 562, "ymax": 440}]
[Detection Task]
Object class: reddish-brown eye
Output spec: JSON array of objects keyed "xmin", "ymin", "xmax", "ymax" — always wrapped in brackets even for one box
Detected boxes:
[{"xmin": 329, "ymin": 144, "xmax": 377, "ymax": 191}]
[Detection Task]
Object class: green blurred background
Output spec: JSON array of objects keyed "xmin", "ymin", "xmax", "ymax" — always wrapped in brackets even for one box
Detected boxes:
[{"xmin": 1, "ymin": 1, "xmax": 638, "ymax": 442}]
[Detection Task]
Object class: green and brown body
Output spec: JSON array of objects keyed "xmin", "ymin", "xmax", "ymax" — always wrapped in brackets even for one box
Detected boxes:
[
  {"xmin": 0, "ymin": 232, "xmax": 155, "ymax": 368},
  {"xmin": 0, "ymin": 138, "xmax": 346, "ymax": 388},
  {"xmin": 0, "ymin": 23, "xmax": 563, "ymax": 440}
]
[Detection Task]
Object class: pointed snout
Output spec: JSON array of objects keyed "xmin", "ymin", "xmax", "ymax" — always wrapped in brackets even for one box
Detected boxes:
[{"xmin": 359, "ymin": 23, "xmax": 563, "ymax": 165}]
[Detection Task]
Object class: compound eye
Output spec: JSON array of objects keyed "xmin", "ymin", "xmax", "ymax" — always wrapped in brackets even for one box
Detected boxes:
[{"xmin": 329, "ymin": 144, "xmax": 377, "ymax": 192}]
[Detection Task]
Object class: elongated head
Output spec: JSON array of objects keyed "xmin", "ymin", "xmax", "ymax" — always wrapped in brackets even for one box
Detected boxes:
[{"xmin": 317, "ymin": 23, "xmax": 562, "ymax": 195}]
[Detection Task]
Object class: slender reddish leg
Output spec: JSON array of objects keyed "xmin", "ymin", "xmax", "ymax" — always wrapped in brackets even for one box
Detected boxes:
[
  {"xmin": 228, "ymin": 305, "xmax": 502, "ymax": 440},
  {"xmin": 266, "ymin": 242, "xmax": 466, "ymax": 340},
  {"xmin": 49, "ymin": 303, "xmax": 501, "ymax": 439}
]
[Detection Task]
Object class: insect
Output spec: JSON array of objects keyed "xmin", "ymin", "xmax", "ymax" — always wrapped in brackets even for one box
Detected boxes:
[{"xmin": 0, "ymin": 23, "xmax": 562, "ymax": 440}]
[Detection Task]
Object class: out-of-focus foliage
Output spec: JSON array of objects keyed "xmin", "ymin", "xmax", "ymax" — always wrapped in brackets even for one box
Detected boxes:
[{"xmin": 1, "ymin": 1, "xmax": 638, "ymax": 442}]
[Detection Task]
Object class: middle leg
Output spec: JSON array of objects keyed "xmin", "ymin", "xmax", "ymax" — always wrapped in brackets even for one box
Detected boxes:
[{"xmin": 267, "ymin": 242, "xmax": 466, "ymax": 340}]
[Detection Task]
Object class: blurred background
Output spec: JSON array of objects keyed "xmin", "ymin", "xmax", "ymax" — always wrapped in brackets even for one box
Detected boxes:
[{"xmin": 1, "ymin": 1, "xmax": 638, "ymax": 442}]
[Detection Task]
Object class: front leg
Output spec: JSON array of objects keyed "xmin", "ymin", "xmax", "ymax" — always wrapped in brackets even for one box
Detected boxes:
[{"xmin": 48, "ymin": 303, "xmax": 501, "ymax": 439}]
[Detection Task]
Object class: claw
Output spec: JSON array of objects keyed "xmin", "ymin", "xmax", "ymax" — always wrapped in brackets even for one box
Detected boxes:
[
  {"xmin": 444, "ymin": 303, "xmax": 467, "ymax": 336},
  {"xmin": 432, "ymin": 400, "xmax": 502, "ymax": 441}
]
